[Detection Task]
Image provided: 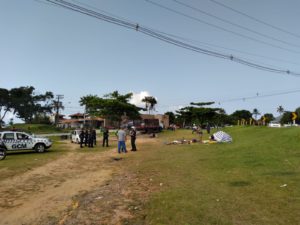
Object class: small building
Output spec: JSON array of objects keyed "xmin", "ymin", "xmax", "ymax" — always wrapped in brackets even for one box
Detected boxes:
[
  {"xmin": 140, "ymin": 114, "xmax": 169, "ymax": 128},
  {"xmin": 57, "ymin": 113, "xmax": 104, "ymax": 129},
  {"xmin": 69, "ymin": 113, "xmax": 85, "ymax": 120},
  {"xmin": 57, "ymin": 113, "xmax": 169, "ymax": 130}
]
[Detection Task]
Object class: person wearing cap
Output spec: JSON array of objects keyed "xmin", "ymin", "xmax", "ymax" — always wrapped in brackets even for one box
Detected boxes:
[{"xmin": 129, "ymin": 126, "xmax": 137, "ymax": 151}]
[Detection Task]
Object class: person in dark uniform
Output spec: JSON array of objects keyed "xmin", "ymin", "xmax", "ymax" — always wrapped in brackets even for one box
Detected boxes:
[
  {"xmin": 88, "ymin": 129, "xmax": 94, "ymax": 148},
  {"xmin": 129, "ymin": 126, "xmax": 137, "ymax": 151},
  {"xmin": 102, "ymin": 127, "xmax": 109, "ymax": 147},
  {"xmin": 92, "ymin": 129, "xmax": 97, "ymax": 146},
  {"xmin": 206, "ymin": 123, "xmax": 211, "ymax": 134},
  {"xmin": 79, "ymin": 129, "xmax": 85, "ymax": 148},
  {"xmin": 84, "ymin": 129, "xmax": 89, "ymax": 147}
]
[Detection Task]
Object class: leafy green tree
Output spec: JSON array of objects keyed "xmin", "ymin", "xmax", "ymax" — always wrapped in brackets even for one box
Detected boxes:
[
  {"xmin": 252, "ymin": 108, "xmax": 260, "ymax": 120},
  {"xmin": 277, "ymin": 105, "xmax": 284, "ymax": 116},
  {"xmin": 80, "ymin": 91, "xmax": 142, "ymax": 127},
  {"xmin": 175, "ymin": 102, "xmax": 221, "ymax": 127},
  {"xmin": 31, "ymin": 113, "xmax": 51, "ymax": 124},
  {"xmin": 9, "ymin": 118, "xmax": 14, "ymax": 126},
  {"xmin": 0, "ymin": 120, "xmax": 5, "ymax": 128},
  {"xmin": 0, "ymin": 88, "xmax": 11, "ymax": 126},
  {"xmin": 230, "ymin": 110, "xmax": 252, "ymax": 122},
  {"xmin": 10, "ymin": 86, "xmax": 54, "ymax": 123},
  {"xmin": 175, "ymin": 107, "xmax": 193, "ymax": 127},
  {"xmin": 212, "ymin": 108, "xmax": 229, "ymax": 127},
  {"xmin": 280, "ymin": 111, "xmax": 292, "ymax": 124},
  {"xmin": 263, "ymin": 113, "xmax": 274, "ymax": 123},
  {"xmin": 142, "ymin": 96, "xmax": 157, "ymax": 114},
  {"xmin": 164, "ymin": 111, "xmax": 175, "ymax": 125}
]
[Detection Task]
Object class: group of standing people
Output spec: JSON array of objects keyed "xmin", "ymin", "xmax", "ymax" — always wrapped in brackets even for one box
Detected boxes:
[
  {"xmin": 78, "ymin": 126, "xmax": 137, "ymax": 153},
  {"xmin": 79, "ymin": 129, "xmax": 97, "ymax": 148},
  {"xmin": 116, "ymin": 126, "xmax": 137, "ymax": 154}
]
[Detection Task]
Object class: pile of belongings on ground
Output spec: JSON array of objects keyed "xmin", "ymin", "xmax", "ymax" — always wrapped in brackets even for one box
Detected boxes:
[
  {"xmin": 210, "ymin": 131, "xmax": 232, "ymax": 143},
  {"xmin": 166, "ymin": 131, "xmax": 232, "ymax": 145},
  {"xmin": 165, "ymin": 138, "xmax": 199, "ymax": 145}
]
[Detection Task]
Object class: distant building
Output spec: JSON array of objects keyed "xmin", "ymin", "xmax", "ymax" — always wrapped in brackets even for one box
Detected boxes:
[
  {"xmin": 57, "ymin": 113, "xmax": 104, "ymax": 129},
  {"xmin": 56, "ymin": 113, "xmax": 169, "ymax": 130},
  {"xmin": 140, "ymin": 114, "xmax": 169, "ymax": 128}
]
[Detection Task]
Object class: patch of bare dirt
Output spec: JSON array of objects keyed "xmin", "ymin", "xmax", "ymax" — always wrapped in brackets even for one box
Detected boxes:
[{"xmin": 0, "ymin": 137, "xmax": 159, "ymax": 225}]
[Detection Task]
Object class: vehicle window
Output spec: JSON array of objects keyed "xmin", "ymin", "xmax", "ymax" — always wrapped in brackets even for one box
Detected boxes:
[
  {"xmin": 3, "ymin": 133, "xmax": 15, "ymax": 140},
  {"xmin": 17, "ymin": 133, "xmax": 29, "ymax": 140}
]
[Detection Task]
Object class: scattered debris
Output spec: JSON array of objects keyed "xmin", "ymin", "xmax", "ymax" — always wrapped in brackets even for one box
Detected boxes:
[{"xmin": 280, "ymin": 184, "xmax": 287, "ymax": 188}]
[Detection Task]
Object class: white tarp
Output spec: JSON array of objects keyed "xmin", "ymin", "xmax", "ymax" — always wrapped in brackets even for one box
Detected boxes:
[{"xmin": 213, "ymin": 131, "xmax": 232, "ymax": 143}]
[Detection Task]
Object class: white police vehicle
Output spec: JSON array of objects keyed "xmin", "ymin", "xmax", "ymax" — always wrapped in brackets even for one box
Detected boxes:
[
  {"xmin": 71, "ymin": 129, "xmax": 81, "ymax": 144},
  {"xmin": 0, "ymin": 131, "xmax": 52, "ymax": 160}
]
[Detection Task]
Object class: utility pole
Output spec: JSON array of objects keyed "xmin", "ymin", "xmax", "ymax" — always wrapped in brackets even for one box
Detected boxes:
[{"xmin": 54, "ymin": 94, "xmax": 64, "ymax": 125}]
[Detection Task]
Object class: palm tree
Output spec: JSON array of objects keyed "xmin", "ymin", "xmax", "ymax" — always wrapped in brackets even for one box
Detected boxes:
[
  {"xmin": 277, "ymin": 105, "xmax": 284, "ymax": 116},
  {"xmin": 252, "ymin": 108, "xmax": 260, "ymax": 120},
  {"xmin": 142, "ymin": 96, "xmax": 157, "ymax": 114}
]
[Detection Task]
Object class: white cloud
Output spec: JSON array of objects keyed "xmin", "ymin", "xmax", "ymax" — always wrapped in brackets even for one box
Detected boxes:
[{"xmin": 130, "ymin": 91, "xmax": 153, "ymax": 108}]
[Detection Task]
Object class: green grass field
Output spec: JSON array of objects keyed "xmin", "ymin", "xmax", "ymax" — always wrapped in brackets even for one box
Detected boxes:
[
  {"xmin": 1, "ymin": 126, "xmax": 299, "ymax": 224},
  {"xmin": 126, "ymin": 127, "xmax": 300, "ymax": 225}
]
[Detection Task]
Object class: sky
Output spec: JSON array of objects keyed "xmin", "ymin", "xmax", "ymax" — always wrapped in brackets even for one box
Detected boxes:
[{"xmin": 1, "ymin": 0, "xmax": 300, "ymax": 122}]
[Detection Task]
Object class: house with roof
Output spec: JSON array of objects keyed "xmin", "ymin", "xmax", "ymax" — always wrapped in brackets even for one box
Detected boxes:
[{"xmin": 57, "ymin": 113, "xmax": 105, "ymax": 129}]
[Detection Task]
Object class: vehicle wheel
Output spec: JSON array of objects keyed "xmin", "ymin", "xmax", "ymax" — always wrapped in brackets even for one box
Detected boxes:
[
  {"xmin": 76, "ymin": 139, "xmax": 79, "ymax": 144},
  {"xmin": 35, "ymin": 143, "xmax": 46, "ymax": 153},
  {"xmin": 0, "ymin": 149, "xmax": 6, "ymax": 160}
]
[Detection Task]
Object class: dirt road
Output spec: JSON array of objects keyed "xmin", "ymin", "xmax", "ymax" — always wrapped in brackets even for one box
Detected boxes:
[{"xmin": 0, "ymin": 142, "xmax": 154, "ymax": 225}]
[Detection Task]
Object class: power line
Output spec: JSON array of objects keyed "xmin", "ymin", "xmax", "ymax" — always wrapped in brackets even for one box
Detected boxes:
[
  {"xmin": 171, "ymin": 0, "xmax": 300, "ymax": 49},
  {"xmin": 67, "ymin": 0, "xmax": 300, "ymax": 66},
  {"xmin": 151, "ymin": 30, "xmax": 300, "ymax": 66},
  {"xmin": 145, "ymin": 0, "xmax": 300, "ymax": 54},
  {"xmin": 158, "ymin": 88, "xmax": 300, "ymax": 110},
  {"xmin": 39, "ymin": 0, "xmax": 300, "ymax": 76},
  {"xmin": 208, "ymin": 0, "xmax": 300, "ymax": 40},
  {"xmin": 216, "ymin": 88, "xmax": 300, "ymax": 104}
]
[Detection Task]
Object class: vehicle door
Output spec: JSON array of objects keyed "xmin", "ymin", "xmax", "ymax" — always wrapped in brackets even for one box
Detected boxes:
[
  {"xmin": 71, "ymin": 131, "xmax": 76, "ymax": 142},
  {"xmin": 16, "ymin": 132, "xmax": 34, "ymax": 150},
  {"xmin": 2, "ymin": 132, "xmax": 16, "ymax": 150}
]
